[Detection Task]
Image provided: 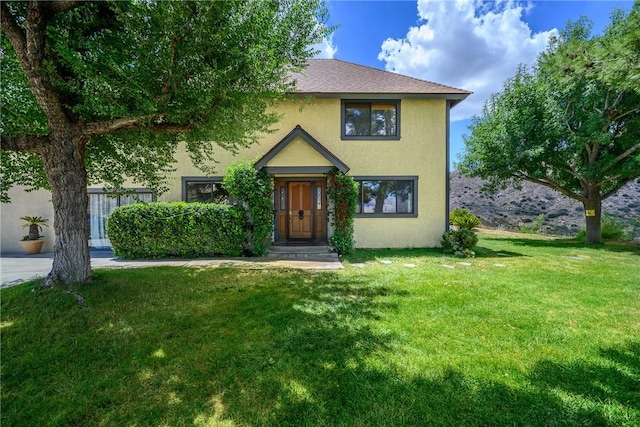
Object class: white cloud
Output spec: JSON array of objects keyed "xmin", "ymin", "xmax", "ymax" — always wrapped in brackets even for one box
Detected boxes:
[
  {"xmin": 313, "ymin": 35, "xmax": 338, "ymax": 58},
  {"xmin": 378, "ymin": 0, "xmax": 558, "ymax": 121}
]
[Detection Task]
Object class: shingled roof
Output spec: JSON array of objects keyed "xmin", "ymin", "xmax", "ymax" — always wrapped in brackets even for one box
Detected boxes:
[{"xmin": 291, "ymin": 59, "xmax": 471, "ymax": 105}]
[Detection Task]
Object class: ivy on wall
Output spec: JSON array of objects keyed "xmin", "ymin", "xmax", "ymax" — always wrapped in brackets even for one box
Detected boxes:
[
  {"xmin": 223, "ymin": 161, "xmax": 273, "ymax": 256},
  {"xmin": 326, "ymin": 167, "xmax": 358, "ymax": 255}
]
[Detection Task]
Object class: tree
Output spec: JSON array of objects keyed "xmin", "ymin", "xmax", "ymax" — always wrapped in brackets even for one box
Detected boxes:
[
  {"xmin": 1, "ymin": 0, "xmax": 331, "ymax": 286},
  {"xmin": 459, "ymin": 4, "xmax": 640, "ymax": 244}
]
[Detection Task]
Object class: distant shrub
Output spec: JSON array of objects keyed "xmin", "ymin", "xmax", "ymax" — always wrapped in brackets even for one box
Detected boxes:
[
  {"xmin": 441, "ymin": 229, "xmax": 478, "ymax": 258},
  {"xmin": 449, "ymin": 208, "xmax": 481, "ymax": 229},
  {"xmin": 547, "ymin": 209, "xmax": 569, "ymax": 219},
  {"xmin": 107, "ymin": 202, "xmax": 247, "ymax": 258},
  {"xmin": 576, "ymin": 213, "xmax": 629, "ymax": 242},
  {"xmin": 519, "ymin": 213, "xmax": 545, "ymax": 234},
  {"xmin": 602, "ymin": 214, "xmax": 629, "ymax": 240},
  {"xmin": 629, "ymin": 218, "xmax": 640, "ymax": 240}
]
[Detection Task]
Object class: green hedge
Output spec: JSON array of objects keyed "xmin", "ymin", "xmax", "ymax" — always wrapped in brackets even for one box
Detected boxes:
[{"xmin": 106, "ymin": 202, "xmax": 248, "ymax": 258}]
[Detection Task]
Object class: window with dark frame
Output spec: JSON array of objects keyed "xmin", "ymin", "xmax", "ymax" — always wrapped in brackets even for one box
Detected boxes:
[
  {"xmin": 343, "ymin": 100, "xmax": 399, "ymax": 139},
  {"xmin": 88, "ymin": 188, "xmax": 154, "ymax": 248},
  {"xmin": 183, "ymin": 178, "xmax": 230, "ymax": 204},
  {"xmin": 355, "ymin": 178, "xmax": 416, "ymax": 216}
]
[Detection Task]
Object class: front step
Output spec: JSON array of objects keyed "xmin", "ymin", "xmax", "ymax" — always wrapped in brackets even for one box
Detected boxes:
[{"xmin": 267, "ymin": 245, "xmax": 338, "ymax": 260}]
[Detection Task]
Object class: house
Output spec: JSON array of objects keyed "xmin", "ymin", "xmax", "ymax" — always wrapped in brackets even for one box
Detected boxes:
[{"xmin": 1, "ymin": 59, "xmax": 470, "ymax": 253}]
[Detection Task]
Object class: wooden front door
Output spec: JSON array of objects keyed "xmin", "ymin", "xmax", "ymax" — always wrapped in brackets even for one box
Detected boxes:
[
  {"xmin": 289, "ymin": 182, "xmax": 312, "ymax": 239},
  {"xmin": 276, "ymin": 180, "xmax": 325, "ymax": 241}
]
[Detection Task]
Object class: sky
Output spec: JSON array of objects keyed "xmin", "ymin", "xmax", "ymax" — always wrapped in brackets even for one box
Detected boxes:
[{"xmin": 312, "ymin": 0, "xmax": 634, "ymax": 169}]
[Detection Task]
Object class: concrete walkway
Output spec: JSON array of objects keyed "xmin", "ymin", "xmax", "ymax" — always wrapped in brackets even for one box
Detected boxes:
[{"xmin": 1, "ymin": 250, "xmax": 343, "ymax": 289}]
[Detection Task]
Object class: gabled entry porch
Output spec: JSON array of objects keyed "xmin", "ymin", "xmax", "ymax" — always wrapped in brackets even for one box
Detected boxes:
[{"xmin": 254, "ymin": 125, "xmax": 350, "ymax": 245}]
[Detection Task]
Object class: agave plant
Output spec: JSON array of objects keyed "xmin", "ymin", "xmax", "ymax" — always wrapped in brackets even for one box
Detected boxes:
[{"xmin": 20, "ymin": 216, "xmax": 49, "ymax": 240}]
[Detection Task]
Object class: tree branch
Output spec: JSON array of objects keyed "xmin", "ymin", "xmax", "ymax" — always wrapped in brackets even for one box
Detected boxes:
[
  {"xmin": 1, "ymin": 134, "xmax": 49, "ymax": 154},
  {"xmin": 600, "ymin": 142, "xmax": 640, "ymax": 176},
  {"xmin": 611, "ymin": 107, "xmax": 640, "ymax": 124},
  {"xmin": 602, "ymin": 176, "xmax": 636, "ymax": 200},
  {"xmin": 49, "ymin": 1, "xmax": 85, "ymax": 13},
  {"xmin": 589, "ymin": 141, "xmax": 600, "ymax": 164},
  {"xmin": 2, "ymin": 2, "xmax": 71, "ymax": 130},
  {"xmin": 519, "ymin": 173, "xmax": 587, "ymax": 204},
  {"xmin": 564, "ymin": 160, "xmax": 580, "ymax": 180},
  {"xmin": 83, "ymin": 116, "xmax": 194, "ymax": 137},
  {"xmin": 0, "ymin": 3, "xmax": 26, "ymax": 54},
  {"xmin": 615, "ymin": 142, "xmax": 640, "ymax": 163}
]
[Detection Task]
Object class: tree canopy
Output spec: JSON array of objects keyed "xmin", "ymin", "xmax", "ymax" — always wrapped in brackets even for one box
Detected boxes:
[
  {"xmin": 1, "ymin": 0, "xmax": 331, "ymax": 285},
  {"xmin": 458, "ymin": 2, "xmax": 640, "ymax": 244}
]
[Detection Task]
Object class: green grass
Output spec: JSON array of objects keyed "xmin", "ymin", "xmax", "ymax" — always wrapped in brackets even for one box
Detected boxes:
[{"xmin": 2, "ymin": 233, "xmax": 639, "ymax": 426}]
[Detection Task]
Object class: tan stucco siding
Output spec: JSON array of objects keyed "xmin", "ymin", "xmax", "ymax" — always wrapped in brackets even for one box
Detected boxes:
[
  {"xmin": 1, "ymin": 96, "xmax": 449, "ymax": 252},
  {"xmin": 1, "ymin": 187, "xmax": 56, "ymax": 253},
  {"xmin": 266, "ymin": 137, "xmax": 334, "ymax": 167},
  {"xmin": 165, "ymin": 97, "xmax": 449, "ymax": 248}
]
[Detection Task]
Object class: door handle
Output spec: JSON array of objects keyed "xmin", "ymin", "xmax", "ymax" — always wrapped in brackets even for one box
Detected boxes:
[{"xmin": 298, "ymin": 210, "xmax": 304, "ymax": 220}]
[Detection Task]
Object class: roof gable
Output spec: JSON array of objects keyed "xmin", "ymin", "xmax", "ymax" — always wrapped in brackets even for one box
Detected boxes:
[{"xmin": 255, "ymin": 125, "xmax": 349, "ymax": 173}]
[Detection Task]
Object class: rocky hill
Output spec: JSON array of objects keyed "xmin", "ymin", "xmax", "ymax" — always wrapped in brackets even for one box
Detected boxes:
[{"xmin": 450, "ymin": 171, "xmax": 640, "ymax": 237}]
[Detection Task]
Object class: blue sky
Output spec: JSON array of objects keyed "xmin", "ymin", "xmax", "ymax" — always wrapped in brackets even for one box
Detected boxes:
[{"xmin": 313, "ymin": 0, "xmax": 633, "ymax": 169}]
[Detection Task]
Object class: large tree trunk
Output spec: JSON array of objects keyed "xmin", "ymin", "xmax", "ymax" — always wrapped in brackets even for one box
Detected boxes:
[
  {"xmin": 41, "ymin": 134, "xmax": 91, "ymax": 286},
  {"xmin": 583, "ymin": 193, "xmax": 603, "ymax": 245}
]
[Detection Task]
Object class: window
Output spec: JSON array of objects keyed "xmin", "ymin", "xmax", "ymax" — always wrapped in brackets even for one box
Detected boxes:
[
  {"xmin": 342, "ymin": 100, "xmax": 400, "ymax": 139},
  {"xmin": 182, "ymin": 177, "xmax": 229, "ymax": 203},
  {"xmin": 355, "ymin": 177, "xmax": 417, "ymax": 217},
  {"xmin": 88, "ymin": 189, "xmax": 154, "ymax": 248}
]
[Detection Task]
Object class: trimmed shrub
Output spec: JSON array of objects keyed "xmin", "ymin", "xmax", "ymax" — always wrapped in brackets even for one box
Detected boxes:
[
  {"xmin": 449, "ymin": 208, "xmax": 481, "ymax": 229},
  {"xmin": 441, "ymin": 229, "xmax": 478, "ymax": 258},
  {"xmin": 106, "ymin": 202, "xmax": 247, "ymax": 258}
]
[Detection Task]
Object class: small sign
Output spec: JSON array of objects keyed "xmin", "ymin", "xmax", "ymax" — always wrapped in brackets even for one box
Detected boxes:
[{"xmin": 585, "ymin": 210, "xmax": 596, "ymax": 217}]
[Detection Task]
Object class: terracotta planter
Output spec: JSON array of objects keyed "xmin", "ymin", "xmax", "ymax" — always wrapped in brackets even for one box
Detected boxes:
[{"xmin": 19, "ymin": 239, "xmax": 45, "ymax": 255}]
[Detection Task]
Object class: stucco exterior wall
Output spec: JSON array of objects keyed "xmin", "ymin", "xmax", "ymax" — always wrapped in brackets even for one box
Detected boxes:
[
  {"xmin": 0, "ymin": 96, "xmax": 449, "ymax": 253},
  {"xmin": 164, "ymin": 97, "xmax": 449, "ymax": 248},
  {"xmin": 1, "ymin": 187, "xmax": 56, "ymax": 254}
]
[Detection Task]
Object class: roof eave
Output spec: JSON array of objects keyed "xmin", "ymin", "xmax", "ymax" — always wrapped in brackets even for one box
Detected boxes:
[{"xmin": 293, "ymin": 92, "xmax": 472, "ymax": 101}]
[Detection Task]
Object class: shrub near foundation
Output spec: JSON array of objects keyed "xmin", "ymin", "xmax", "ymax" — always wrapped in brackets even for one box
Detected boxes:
[
  {"xmin": 107, "ymin": 202, "xmax": 247, "ymax": 258},
  {"xmin": 441, "ymin": 229, "xmax": 478, "ymax": 258}
]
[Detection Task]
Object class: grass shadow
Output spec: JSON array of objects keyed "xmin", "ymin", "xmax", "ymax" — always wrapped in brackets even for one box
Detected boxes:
[
  {"xmin": 345, "ymin": 246, "xmax": 526, "ymax": 263},
  {"xmin": 529, "ymin": 340, "xmax": 640, "ymax": 416},
  {"xmin": 344, "ymin": 247, "xmax": 445, "ymax": 263},
  {"xmin": 473, "ymin": 246, "xmax": 526, "ymax": 258},
  {"xmin": 2, "ymin": 268, "xmax": 638, "ymax": 425},
  {"xmin": 483, "ymin": 235, "xmax": 640, "ymax": 255}
]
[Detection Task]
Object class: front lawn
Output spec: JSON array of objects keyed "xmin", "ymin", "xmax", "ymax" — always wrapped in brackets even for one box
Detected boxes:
[{"xmin": 2, "ymin": 233, "xmax": 639, "ymax": 426}]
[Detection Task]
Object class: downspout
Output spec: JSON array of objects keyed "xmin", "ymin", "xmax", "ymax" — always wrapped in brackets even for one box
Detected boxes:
[{"xmin": 445, "ymin": 100, "xmax": 451, "ymax": 232}]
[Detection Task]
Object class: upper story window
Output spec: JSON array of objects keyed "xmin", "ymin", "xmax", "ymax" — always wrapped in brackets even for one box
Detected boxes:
[
  {"xmin": 342, "ymin": 100, "xmax": 400, "ymax": 140},
  {"xmin": 182, "ymin": 177, "xmax": 230, "ymax": 203}
]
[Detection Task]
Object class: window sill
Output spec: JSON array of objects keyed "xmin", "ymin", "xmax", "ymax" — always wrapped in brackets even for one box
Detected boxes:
[
  {"xmin": 355, "ymin": 213, "xmax": 418, "ymax": 218},
  {"xmin": 341, "ymin": 136, "xmax": 401, "ymax": 141}
]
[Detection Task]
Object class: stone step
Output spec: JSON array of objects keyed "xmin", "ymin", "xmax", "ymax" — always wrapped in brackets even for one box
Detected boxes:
[{"xmin": 267, "ymin": 245, "xmax": 337, "ymax": 259}]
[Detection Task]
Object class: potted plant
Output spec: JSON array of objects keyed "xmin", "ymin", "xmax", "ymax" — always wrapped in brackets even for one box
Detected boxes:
[{"xmin": 19, "ymin": 216, "xmax": 49, "ymax": 254}]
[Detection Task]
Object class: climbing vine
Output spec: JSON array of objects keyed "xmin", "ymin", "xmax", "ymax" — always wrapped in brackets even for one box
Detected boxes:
[
  {"xmin": 223, "ymin": 161, "xmax": 273, "ymax": 256},
  {"xmin": 326, "ymin": 168, "xmax": 358, "ymax": 255}
]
